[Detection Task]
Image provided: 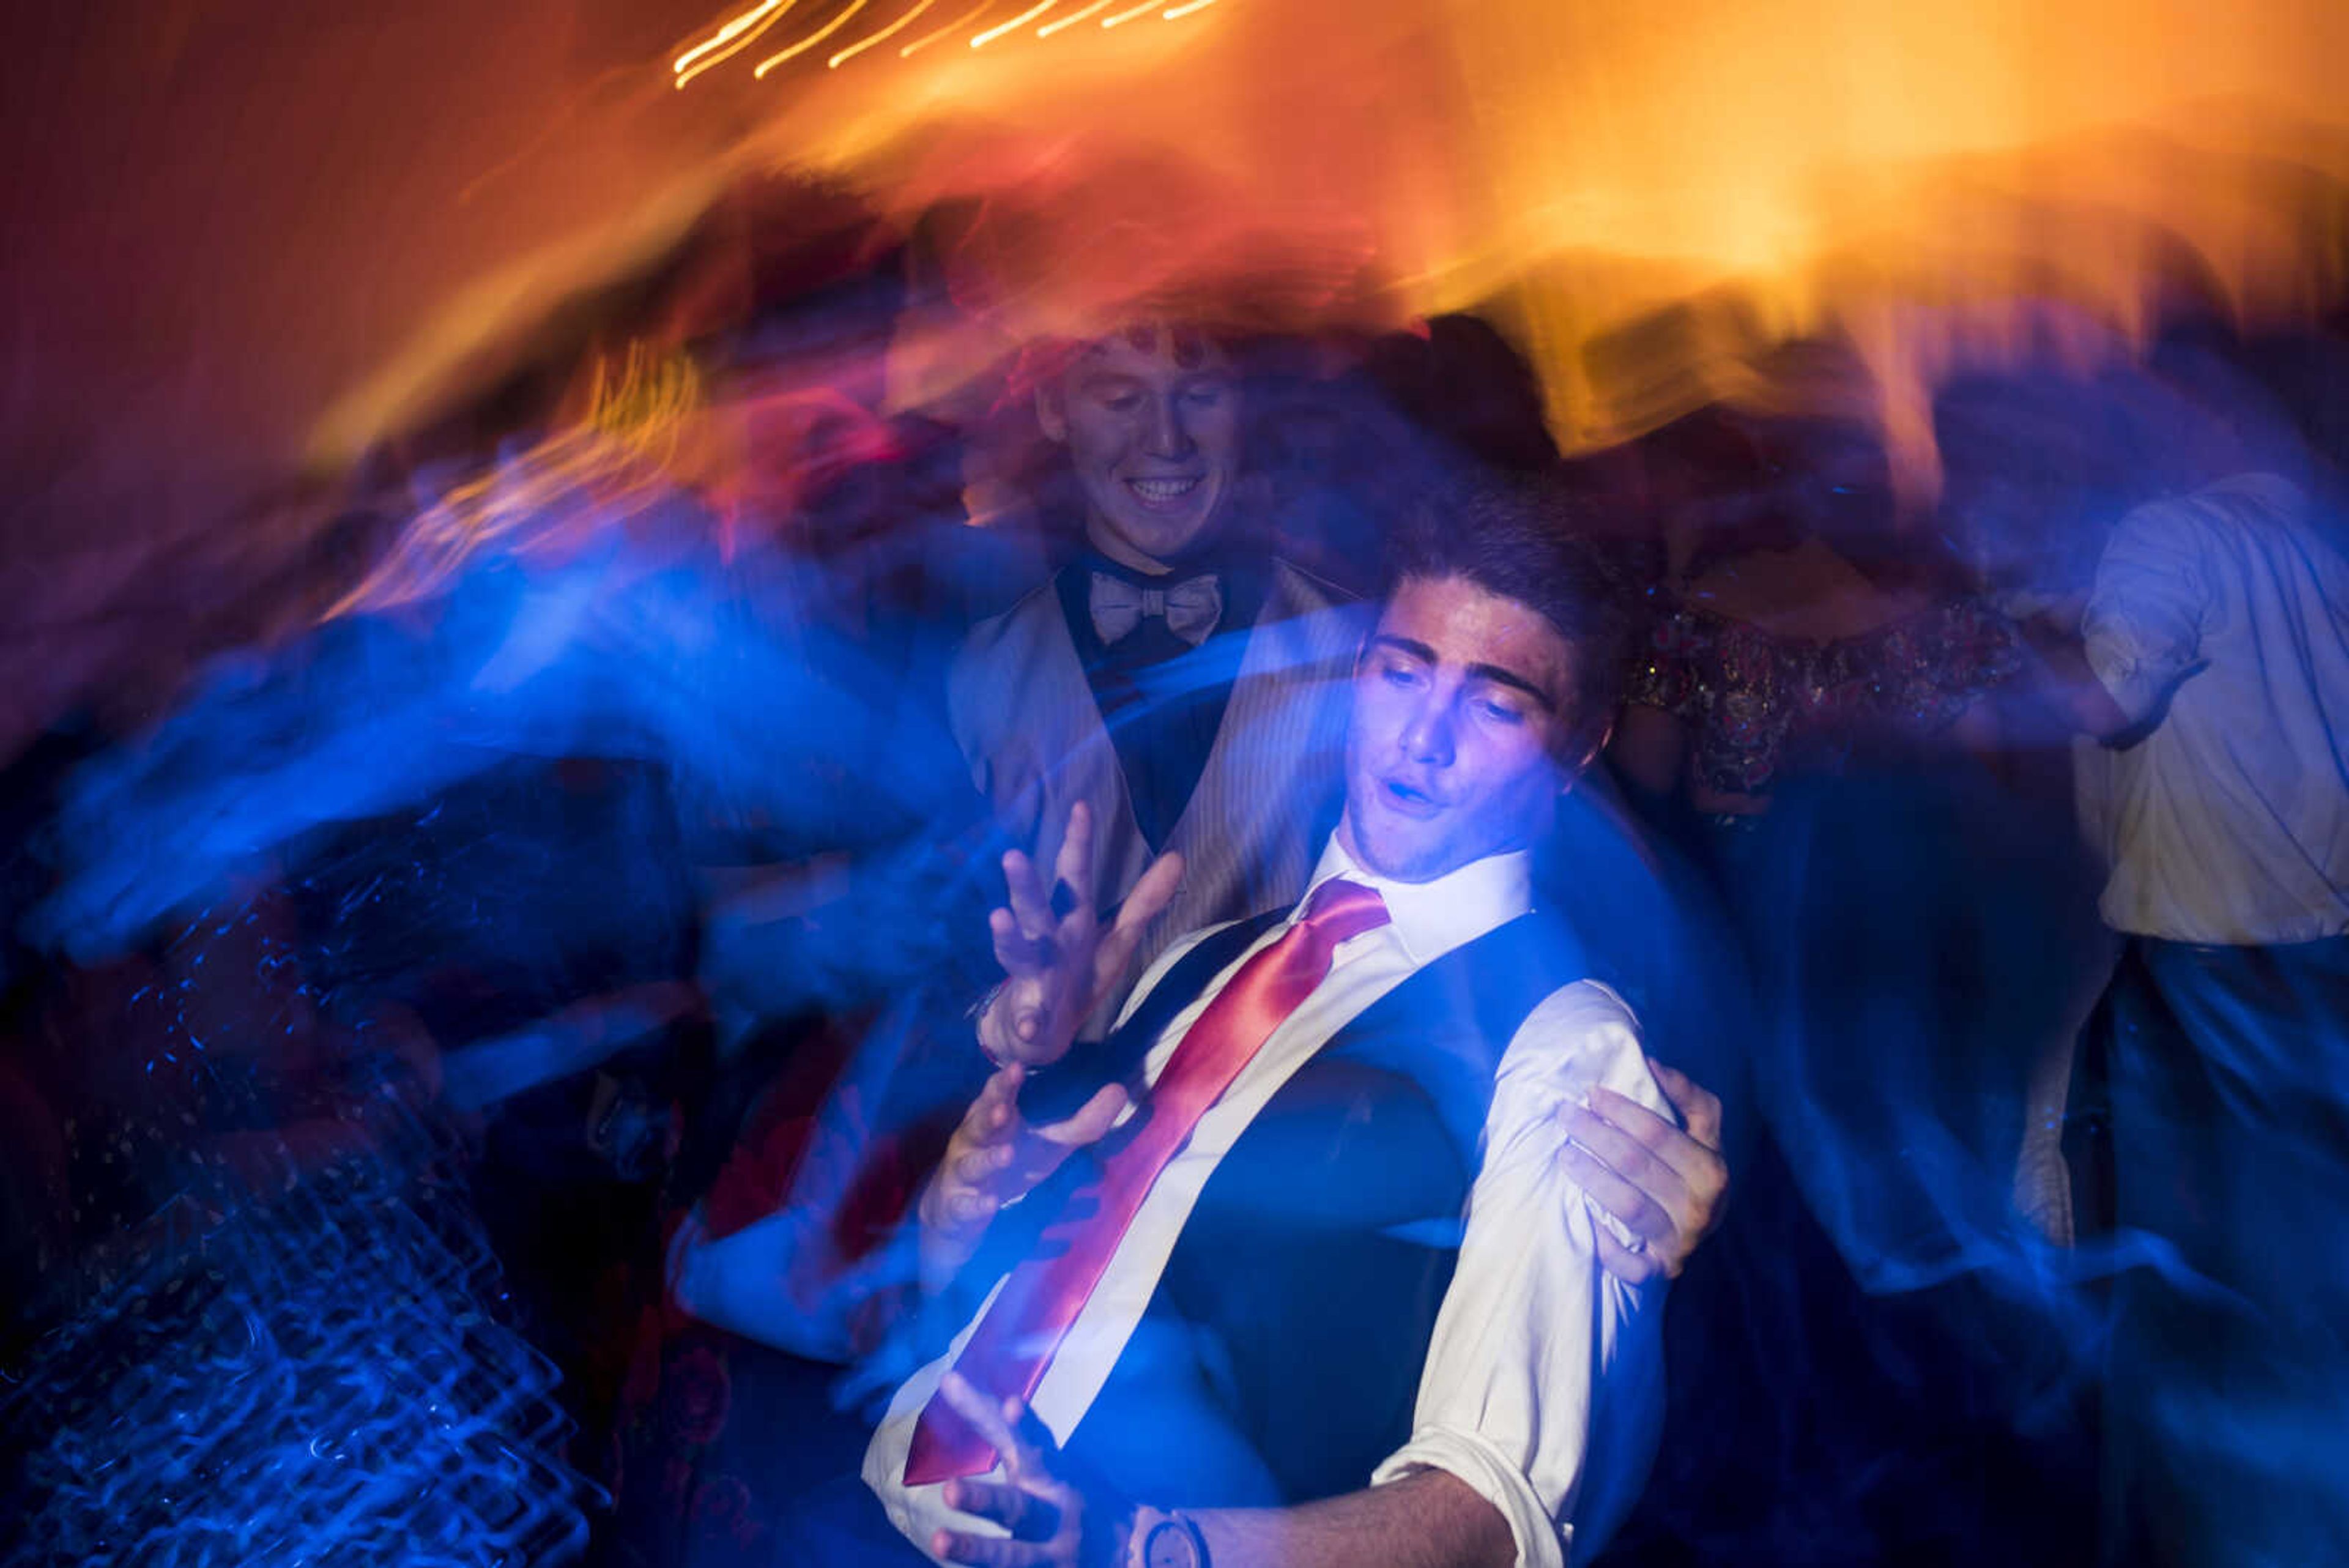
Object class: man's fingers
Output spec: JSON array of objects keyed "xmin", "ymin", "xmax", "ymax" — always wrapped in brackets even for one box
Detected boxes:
[
  {"xmin": 946, "ymin": 1189, "xmax": 1000, "ymax": 1226},
  {"xmin": 944, "ymin": 1477, "xmax": 1022, "ymax": 1528},
  {"xmin": 1560, "ymin": 1139, "xmax": 1674, "ymax": 1243},
  {"xmin": 982, "ymin": 967, "xmax": 1051, "ymax": 1050},
  {"xmin": 1116, "ymin": 852, "xmax": 1186, "ymax": 935},
  {"xmin": 1001, "ymin": 852, "xmax": 1056, "ymax": 944},
  {"xmin": 952, "ymin": 1141, "xmax": 1015, "ymax": 1186},
  {"xmin": 1006, "ymin": 996, "xmax": 1048, "ymax": 1049},
  {"xmin": 977, "ymin": 998, "xmax": 1018, "ymax": 1063},
  {"xmin": 1567, "ymin": 1101, "xmax": 1689, "ymax": 1205},
  {"xmin": 998, "ymin": 1395, "xmax": 1057, "ymax": 1476},
  {"xmin": 990, "ymin": 908, "xmax": 1050, "ymax": 976},
  {"xmin": 962, "ymin": 1064, "xmax": 1023, "ymax": 1132},
  {"xmin": 932, "ymin": 1529, "xmax": 1043, "ymax": 1567},
  {"xmin": 1093, "ymin": 851, "xmax": 1185, "ymax": 987},
  {"xmin": 938, "ymin": 1372, "xmax": 1033, "ymax": 1474},
  {"xmin": 1052, "ymin": 802, "xmax": 1096, "ymax": 928},
  {"xmin": 1592, "ymin": 1085, "xmax": 1729, "ymax": 1228},
  {"xmin": 1583, "ymin": 1087, "xmax": 1720, "ymax": 1192},
  {"xmin": 1594, "ymin": 1224, "xmax": 1665, "ymax": 1285},
  {"xmin": 1039, "ymin": 1083, "xmax": 1127, "ymax": 1149},
  {"xmin": 943, "ymin": 1479, "xmax": 1062, "ymax": 1542},
  {"xmin": 1647, "ymin": 1060, "xmax": 1726, "ymax": 1151}
]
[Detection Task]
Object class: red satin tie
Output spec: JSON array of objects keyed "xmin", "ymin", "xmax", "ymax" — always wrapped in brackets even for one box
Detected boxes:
[{"xmin": 904, "ymin": 877, "xmax": 1393, "ymax": 1484}]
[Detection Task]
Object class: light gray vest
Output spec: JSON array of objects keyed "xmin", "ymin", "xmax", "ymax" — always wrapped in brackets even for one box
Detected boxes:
[{"xmin": 946, "ymin": 560, "xmax": 1365, "ymax": 1021}]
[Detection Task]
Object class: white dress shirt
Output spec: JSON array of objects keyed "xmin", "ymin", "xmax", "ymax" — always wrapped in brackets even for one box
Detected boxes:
[
  {"xmin": 2077, "ymin": 474, "xmax": 2349, "ymax": 944},
  {"xmin": 863, "ymin": 833, "xmax": 1671, "ymax": 1568}
]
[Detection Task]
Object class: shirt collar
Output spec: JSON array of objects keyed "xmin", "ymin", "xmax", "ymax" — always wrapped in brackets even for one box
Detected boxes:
[{"xmin": 1297, "ymin": 830, "xmax": 1535, "ymax": 967}]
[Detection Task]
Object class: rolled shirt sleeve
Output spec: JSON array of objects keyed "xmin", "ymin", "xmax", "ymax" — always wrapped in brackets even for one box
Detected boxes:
[
  {"xmin": 2082, "ymin": 500, "xmax": 2213, "ymax": 724},
  {"xmin": 1371, "ymin": 981, "xmax": 1672, "ymax": 1568}
]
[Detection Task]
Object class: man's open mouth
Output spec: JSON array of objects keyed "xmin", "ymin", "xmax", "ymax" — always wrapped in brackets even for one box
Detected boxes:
[{"xmin": 1381, "ymin": 778, "xmax": 1444, "ymax": 817}]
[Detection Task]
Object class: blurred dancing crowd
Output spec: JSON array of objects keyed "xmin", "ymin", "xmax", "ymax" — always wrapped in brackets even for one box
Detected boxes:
[{"xmin": 4, "ymin": 177, "xmax": 2348, "ymax": 1568}]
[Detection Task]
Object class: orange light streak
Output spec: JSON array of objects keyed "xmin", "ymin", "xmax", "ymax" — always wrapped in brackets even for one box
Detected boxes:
[
  {"xmin": 673, "ymin": 0, "xmax": 803, "ymax": 87},
  {"xmin": 754, "ymin": 0, "xmax": 874, "ymax": 75},
  {"xmin": 899, "ymin": 0, "xmax": 995, "ymax": 55},
  {"xmin": 328, "ymin": 344, "xmax": 706, "ymax": 622},
  {"xmin": 829, "ymin": 0, "xmax": 937, "ymax": 65},
  {"xmin": 1036, "ymin": 0, "xmax": 1114, "ymax": 35},
  {"xmin": 973, "ymin": 1, "xmax": 1055, "ymax": 46},
  {"xmin": 672, "ymin": 0, "xmax": 807, "ymax": 86},
  {"xmin": 1098, "ymin": 0, "xmax": 1158, "ymax": 27},
  {"xmin": 1160, "ymin": 0, "xmax": 1219, "ymax": 17},
  {"xmin": 675, "ymin": 0, "xmax": 778, "ymax": 70}
]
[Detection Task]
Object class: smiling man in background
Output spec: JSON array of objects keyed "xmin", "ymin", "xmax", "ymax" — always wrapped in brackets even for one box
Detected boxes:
[{"xmin": 945, "ymin": 321, "xmax": 1361, "ymax": 1024}]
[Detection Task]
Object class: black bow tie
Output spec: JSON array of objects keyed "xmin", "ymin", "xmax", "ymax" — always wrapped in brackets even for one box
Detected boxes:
[{"xmin": 1088, "ymin": 571, "xmax": 1224, "ymax": 647}]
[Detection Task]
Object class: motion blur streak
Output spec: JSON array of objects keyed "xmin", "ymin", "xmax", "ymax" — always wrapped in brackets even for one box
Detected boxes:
[
  {"xmin": 899, "ymin": 0, "xmax": 998, "ymax": 56},
  {"xmin": 674, "ymin": 0, "xmax": 802, "ymax": 86},
  {"xmin": 13, "ymin": 4, "xmax": 2345, "ymax": 768},
  {"xmin": 1036, "ymin": 0, "xmax": 1115, "ymax": 38},
  {"xmin": 971, "ymin": 1, "xmax": 1056, "ymax": 49},
  {"xmin": 4, "ymin": 5, "xmax": 2348, "ymax": 1566},
  {"xmin": 831, "ymin": 0, "xmax": 937, "ymax": 65},
  {"xmin": 753, "ymin": 0, "xmax": 874, "ymax": 76},
  {"xmin": 2, "ymin": 1120, "xmax": 596, "ymax": 1567},
  {"xmin": 310, "ymin": 0, "xmax": 2349, "ymax": 503},
  {"xmin": 330, "ymin": 344, "xmax": 707, "ymax": 622}
]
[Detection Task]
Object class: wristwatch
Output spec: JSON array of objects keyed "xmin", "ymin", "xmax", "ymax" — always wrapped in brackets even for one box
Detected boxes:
[{"xmin": 1127, "ymin": 1506, "xmax": 1209, "ymax": 1568}]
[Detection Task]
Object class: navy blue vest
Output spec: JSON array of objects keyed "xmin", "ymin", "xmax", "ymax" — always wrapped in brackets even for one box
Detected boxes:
[{"xmin": 967, "ymin": 906, "xmax": 1586, "ymax": 1509}]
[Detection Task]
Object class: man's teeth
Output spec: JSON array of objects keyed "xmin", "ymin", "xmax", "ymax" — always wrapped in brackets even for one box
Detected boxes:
[{"xmin": 1130, "ymin": 477, "xmax": 1201, "ymax": 501}]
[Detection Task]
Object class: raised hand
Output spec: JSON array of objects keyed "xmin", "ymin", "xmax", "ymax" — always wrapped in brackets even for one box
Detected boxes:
[
  {"xmin": 1561, "ymin": 1058, "xmax": 1729, "ymax": 1284},
  {"xmin": 918, "ymin": 1063, "xmax": 1129, "ymax": 1291},
  {"xmin": 978, "ymin": 800, "xmax": 1184, "ymax": 1069}
]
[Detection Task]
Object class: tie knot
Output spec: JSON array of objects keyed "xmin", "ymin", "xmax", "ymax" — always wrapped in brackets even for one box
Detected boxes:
[{"xmin": 1298, "ymin": 878, "xmax": 1390, "ymax": 946}]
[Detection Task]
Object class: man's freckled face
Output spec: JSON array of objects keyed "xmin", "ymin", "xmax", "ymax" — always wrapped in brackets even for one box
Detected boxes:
[{"xmin": 1039, "ymin": 326, "xmax": 1241, "ymax": 574}]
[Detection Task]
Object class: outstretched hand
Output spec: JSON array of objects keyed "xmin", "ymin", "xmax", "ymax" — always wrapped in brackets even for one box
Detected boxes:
[
  {"xmin": 979, "ymin": 801, "xmax": 1184, "ymax": 1069},
  {"xmin": 918, "ymin": 1063, "xmax": 1129, "ymax": 1291},
  {"xmin": 1562, "ymin": 1058, "xmax": 1729, "ymax": 1284}
]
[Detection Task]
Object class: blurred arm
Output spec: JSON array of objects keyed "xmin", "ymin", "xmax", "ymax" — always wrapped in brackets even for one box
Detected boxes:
[{"xmin": 2076, "ymin": 503, "xmax": 2212, "ymax": 740}]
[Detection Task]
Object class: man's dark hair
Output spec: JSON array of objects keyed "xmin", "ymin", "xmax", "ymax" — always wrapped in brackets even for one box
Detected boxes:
[{"xmin": 1386, "ymin": 472, "xmax": 1636, "ymax": 739}]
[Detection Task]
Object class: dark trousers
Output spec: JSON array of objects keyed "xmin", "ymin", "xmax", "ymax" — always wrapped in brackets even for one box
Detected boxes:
[{"xmin": 2101, "ymin": 934, "xmax": 2349, "ymax": 1568}]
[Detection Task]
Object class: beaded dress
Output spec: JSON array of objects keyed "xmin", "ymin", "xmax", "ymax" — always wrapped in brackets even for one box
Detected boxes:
[{"xmin": 1625, "ymin": 596, "xmax": 2025, "ymax": 800}]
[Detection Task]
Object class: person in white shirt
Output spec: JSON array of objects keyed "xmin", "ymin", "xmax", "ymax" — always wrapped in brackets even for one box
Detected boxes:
[
  {"xmin": 2045, "ymin": 459, "xmax": 2349, "ymax": 1568},
  {"xmin": 2072, "ymin": 469, "xmax": 2349, "ymax": 944},
  {"xmin": 846, "ymin": 474, "xmax": 1685, "ymax": 1568}
]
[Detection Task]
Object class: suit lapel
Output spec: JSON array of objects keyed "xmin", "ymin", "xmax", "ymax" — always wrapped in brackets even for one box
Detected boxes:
[{"xmin": 1159, "ymin": 563, "xmax": 1361, "ymax": 937}]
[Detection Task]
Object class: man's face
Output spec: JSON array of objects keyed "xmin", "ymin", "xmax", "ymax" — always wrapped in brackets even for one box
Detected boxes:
[
  {"xmin": 1339, "ymin": 574, "xmax": 1589, "ymax": 883},
  {"xmin": 1037, "ymin": 325, "xmax": 1241, "ymax": 574}
]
